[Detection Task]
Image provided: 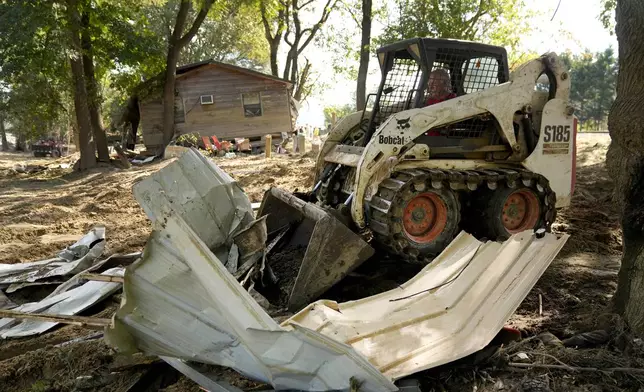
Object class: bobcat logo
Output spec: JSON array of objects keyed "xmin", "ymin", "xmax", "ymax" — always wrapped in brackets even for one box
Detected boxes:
[{"xmin": 396, "ymin": 117, "xmax": 411, "ymax": 130}]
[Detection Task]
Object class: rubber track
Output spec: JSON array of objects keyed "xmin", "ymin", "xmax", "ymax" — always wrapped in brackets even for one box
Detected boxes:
[{"xmin": 367, "ymin": 167, "xmax": 557, "ymax": 263}]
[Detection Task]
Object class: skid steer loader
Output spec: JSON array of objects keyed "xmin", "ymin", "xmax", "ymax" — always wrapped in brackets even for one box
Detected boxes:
[{"xmin": 259, "ymin": 37, "xmax": 576, "ymax": 308}]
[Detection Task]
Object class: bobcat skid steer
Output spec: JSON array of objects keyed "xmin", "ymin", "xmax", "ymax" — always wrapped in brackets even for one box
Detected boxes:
[{"xmin": 259, "ymin": 37, "xmax": 576, "ymax": 308}]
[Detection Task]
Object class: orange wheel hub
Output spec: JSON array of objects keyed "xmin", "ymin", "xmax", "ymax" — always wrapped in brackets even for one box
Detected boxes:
[
  {"xmin": 402, "ymin": 192, "xmax": 448, "ymax": 243},
  {"xmin": 502, "ymin": 189, "xmax": 540, "ymax": 233}
]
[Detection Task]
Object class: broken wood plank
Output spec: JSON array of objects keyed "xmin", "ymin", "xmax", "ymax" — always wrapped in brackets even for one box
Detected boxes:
[
  {"xmin": 0, "ymin": 309, "xmax": 112, "ymax": 328},
  {"xmin": 80, "ymin": 273, "xmax": 125, "ymax": 283}
]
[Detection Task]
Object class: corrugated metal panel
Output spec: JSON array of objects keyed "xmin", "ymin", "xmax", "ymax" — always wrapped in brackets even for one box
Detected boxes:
[
  {"xmin": 131, "ymin": 149, "xmax": 254, "ymax": 250},
  {"xmin": 105, "ymin": 212, "xmax": 396, "ymax": 392},
  {"xmin": 284, "ymin": 230, "xmax": 569, "ymax": 380},
  {"xmin": 0, "ymin": 267, "xmax": 124, "ymax": 338},
  {"xmin": 106, "ymin": 151, "xmax": 396, "ymax": 392},
  {"xmin": 0, "ymin": 226, "xmax": 106, "ymax": 285}
]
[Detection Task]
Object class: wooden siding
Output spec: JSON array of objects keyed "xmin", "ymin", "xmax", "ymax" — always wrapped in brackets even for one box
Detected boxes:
[
  {"xmin": 140, "ymin": 64, "xmax": 292, "ymax": 148},
  {"xmin": 140, "ymin": 98, "xmax": 165, "ymax": 146}
]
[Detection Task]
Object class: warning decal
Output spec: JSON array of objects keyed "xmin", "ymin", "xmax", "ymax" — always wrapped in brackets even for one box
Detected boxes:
[{"xmin": 542, "ymin": 142, "xmax": 570, "ymax": 155}]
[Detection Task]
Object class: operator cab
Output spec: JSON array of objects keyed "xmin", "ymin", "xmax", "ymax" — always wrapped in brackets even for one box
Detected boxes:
[{"xmin": 362, "ymin": 38, "xmax": 511, "ymax": 159}]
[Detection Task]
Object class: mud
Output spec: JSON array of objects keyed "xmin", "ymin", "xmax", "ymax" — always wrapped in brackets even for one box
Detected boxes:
[
  {"xmin": 0, "ymin": 339, "xmax": 117, "ymax": 392},
  {"xmin": 265, "ymin": 245, "xmax": 307, "ymax": 306}
]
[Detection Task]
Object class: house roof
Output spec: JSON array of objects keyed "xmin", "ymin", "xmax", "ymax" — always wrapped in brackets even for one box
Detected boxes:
[{"xmin": 176, "ymin": 60, "xmax": 292, "ymax": 86}]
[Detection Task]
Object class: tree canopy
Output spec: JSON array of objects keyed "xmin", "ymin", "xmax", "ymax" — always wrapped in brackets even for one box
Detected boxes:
[{"xmin": 379, "ymin": 0, "xmax": 532, "ymax": 56}]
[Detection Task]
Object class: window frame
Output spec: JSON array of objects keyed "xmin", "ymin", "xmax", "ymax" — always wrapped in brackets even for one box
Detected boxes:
[
  {"xmin": 200, "ymin": 95, "xmax": 214, "ymax": 105},
  {"xmin": 242, "ymin": 92, "xmax": 263, "ymax": 117}
]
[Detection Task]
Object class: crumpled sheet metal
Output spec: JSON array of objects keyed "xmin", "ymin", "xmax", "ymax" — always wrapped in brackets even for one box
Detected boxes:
[
  {"xmin": 0, "ymin": 267, "xmax": 124, "ymax": 338},
  {"xmin": 107, "ymin": 226, "xmax": 566, "ymax": 390},
  {"xmin": 0, "ymin": 226, "xmax": 106, "ymax": 286},
  {"xmin": 284, "ymin": 230, "xmax": 569, "ymax": 380},
  {"xmin": 132, "ymin": 148, "xmax": 253, "ymax": 252},
  {"xmin": 108, "ymin": 150, "xmax": 394, "ymax": 391},
  {"xmin": 105, "ymin": 215, "xmax": 397, "ymax": 392}
]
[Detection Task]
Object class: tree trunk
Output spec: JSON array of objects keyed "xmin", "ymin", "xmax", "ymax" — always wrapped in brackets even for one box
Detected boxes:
[
  {"xmin": 293, "ymin": 59, "xmax": 311, "ymax": 101},
  {"xmin": 81, "ymin": 10, "xmax": 109, "ymax": 162},
  {"xmin": 15, "ymin": 133, "xmax": 26, "ymax": 152},
  {"xmin": 0, "ymin": 115, "xmax": 8, "ymax": 151},
  {"xmin": 356, "ymin": 0, "xmax": 372, "ymax": 111},
  {"xmin": 607, "ymin": 0, "xmax": 644, "ymax": 334},
  {"xmin": 66, "ymin": 0, "xmax": 96, "ymax": 170},
  {"xmin": 269, "ymin": 40, "xmax": 280, "ymax": 76},
  {"xmin": 161, "ymin": 0, "xmax": 214, "ymax": 155},
  {"xmin": 161, "ymin": 45, "xmax": 181, "ymax": 151}
]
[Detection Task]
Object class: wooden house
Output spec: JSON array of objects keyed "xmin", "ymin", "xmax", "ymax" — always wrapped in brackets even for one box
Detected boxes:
[{"xmin": 139, "ymin": 60, "xmax": 293, "ymax": 151}]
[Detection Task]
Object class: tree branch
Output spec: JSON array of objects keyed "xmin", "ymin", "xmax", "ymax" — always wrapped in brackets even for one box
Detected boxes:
[
  {"xmin": 297, "ymin": 0, "xmax": 337, "ymax": 54},
  {"xmin": 341, "ymin": 0, "xmax": 361, "ymax": 28},
  {"xmin": 300, "ymin": 27, "xmax": 312, "ymax": 37},
  {"xmin": 170, "ymin": 0, "xmax": 191, "ymax": 44},
  {"xmin": 177, "ymin": 0, "xmax": 215, "ymax": 48},
  {"xmin": 260, "ymin": 0, "xmax": 276, "ymax": 41},
  {"xmin": 462, "ymin": 0, "xmax": 486, "ymax": 37},
  {"xmin": 297, "ymin": 0, "xmax": 315, "ymax": 9}
]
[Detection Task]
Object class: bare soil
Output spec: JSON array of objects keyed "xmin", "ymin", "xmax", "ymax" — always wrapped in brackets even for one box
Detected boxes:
[
  {"xmin": 264, "ymin": 244, "xmax": 307, "ymax": 306},
  {"xmin": 0, "ymin": 148, "xmax": 316, "ymax": 391},
  {"xmin": 0, "ymin": 134, "xmax": 636, "ymax": 391}
]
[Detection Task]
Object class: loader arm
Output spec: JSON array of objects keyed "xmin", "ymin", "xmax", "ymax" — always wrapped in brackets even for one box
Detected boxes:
[
  {"xmin": 314, "ymin": 111, "xmax": 369, "ymax": 183},
  {"xmin": 350, "ymin": 53, "xmax": 572, "ymax": 228}
]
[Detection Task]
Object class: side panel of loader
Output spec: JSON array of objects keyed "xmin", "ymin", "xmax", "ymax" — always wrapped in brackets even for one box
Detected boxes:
[{"xmin": 522, "ymin": 99, "xmax": 576, "ymax": 208}]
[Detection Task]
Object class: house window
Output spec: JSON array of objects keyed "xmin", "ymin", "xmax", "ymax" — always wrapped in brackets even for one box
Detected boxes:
[{"xmin": 242, "ymin": 93, "xmax": 262, "ymax": 117}]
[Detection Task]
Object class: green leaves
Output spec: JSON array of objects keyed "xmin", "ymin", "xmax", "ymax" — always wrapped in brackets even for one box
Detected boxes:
[
  {"xmin": 562, "ymin": 48, "xmax": 617, "ymax": 130},
  {"xmin": 377, "ymin": 0, "xmax": 532, "ymax": 55},
  {"xmin": 599, "ymin": 0, "xmax": 616, "ymax": 33},
  {"xmin": 323, "ymin": 103, "xmax": 355, "ymax": 123}
]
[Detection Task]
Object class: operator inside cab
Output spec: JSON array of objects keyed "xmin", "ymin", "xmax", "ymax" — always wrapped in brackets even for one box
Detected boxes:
[
  {"xmin": 424, "ymin": 69, "xmax": 456, "ymax": 136},
  {"xmin": 426, "ymin": 68, "xmax": 456, "ymax": 106}
]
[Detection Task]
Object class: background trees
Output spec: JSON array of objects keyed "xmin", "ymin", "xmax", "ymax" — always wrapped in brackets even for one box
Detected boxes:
[
  {"xmin": 562, "ymin": 49, "xmax": 618, "ymax": 131},
  {"xmin": 259, "ymin": 0, "xmax": 340, "ymax": 101},
  {"xmin": 0, "ymin": 0, "xmax": 622, "ymax": 169}
]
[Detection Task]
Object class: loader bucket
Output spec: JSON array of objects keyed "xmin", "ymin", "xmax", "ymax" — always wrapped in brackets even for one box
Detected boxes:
[{"xmin": 257, "ymin": 187, "xmax": 374, "ymax": 311}]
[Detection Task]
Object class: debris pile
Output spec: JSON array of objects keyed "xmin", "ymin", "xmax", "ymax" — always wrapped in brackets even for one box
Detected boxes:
[
  {"xmin": 0, "ymin": 138, "xmax": 634, "ymax": 391},
  {"xmin": 100, "ymin": 148, "xmax": 568, "ymax": 391},
  {"xmin": 0, "ymin": 226, "xmax": 141, "ymax": 338}
]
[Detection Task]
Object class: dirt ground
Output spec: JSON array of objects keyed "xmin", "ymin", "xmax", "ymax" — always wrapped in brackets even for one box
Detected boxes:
[
  {"xmin": 0, "ymin": 150, "xmax": 317, "ymax": 265},
  {"xmin": 0, "ymin": 134, "xmax": 637, "ymax": 392}
]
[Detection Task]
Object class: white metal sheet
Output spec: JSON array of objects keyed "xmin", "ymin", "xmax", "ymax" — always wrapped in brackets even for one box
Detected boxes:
[
  {"xmin": 105, "ymin": 215, "xmax": 397, "ymax": 392},
  {"xmin": 0, "ymin": 267, "xmax": 124, "ymax": 338},
  {"xmin": 106, "ymin": 215, "xmax": 566, "ymax": 390},
  {"xmin": 0, "ymin": 226, "xmax": 106, "ymax": 285},
  {"xmin": 132, "ymin": 148, "xmax": 254, "ymax": 251},
  {"xmin": 283, "ymin": 230, "xmax": 568, "ymax": 380}
]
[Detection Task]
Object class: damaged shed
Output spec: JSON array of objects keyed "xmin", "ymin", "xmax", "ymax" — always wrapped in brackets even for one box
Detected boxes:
[{"xmin": 137, "ymin": 60, "xmax": 294, "ymax": 151}]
